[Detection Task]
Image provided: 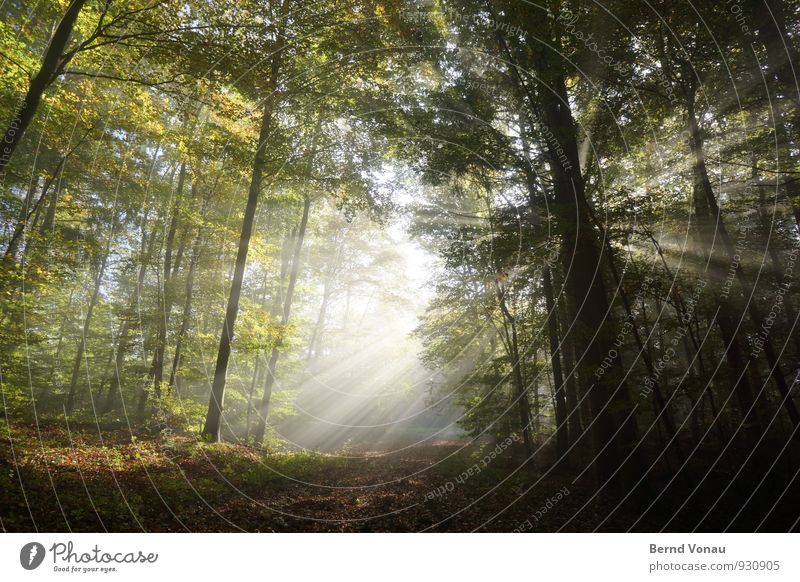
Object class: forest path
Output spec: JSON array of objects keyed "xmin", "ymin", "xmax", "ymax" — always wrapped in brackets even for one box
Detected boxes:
[
  {"xmin": 0, "ymin": 423, "xmax": 586, "ymax": 532},
  {"xmin": 2, "ymin": 423, "xmax": 796, "ymax": 532}
]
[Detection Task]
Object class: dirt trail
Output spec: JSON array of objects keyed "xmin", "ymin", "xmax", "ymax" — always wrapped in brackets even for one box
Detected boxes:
[
  {"xmin": 0, "ymin": 424, "xmax": 582, "ymax": 532},
  {"xmin": 2, "ymin": 424, "xmax": 797, "ymax": 532}
]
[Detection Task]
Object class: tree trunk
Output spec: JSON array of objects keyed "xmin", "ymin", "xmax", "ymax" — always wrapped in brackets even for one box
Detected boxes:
[
  {"xmin": 0, "ymin": 0, "xmax": 88, "ymax": 175},
  {"xmin": 148, "ymin": 162, "xmax": 187, "ymax": 399},
  {"xmin": 686, "ymin": 93, "xmax": 799, "ymax": 432},
  {"xmin": 492, "ymin": 276, "xmax": 535, "ymax": 456},
  {"xmin": 3, "ymin": 125, "xmax": 93, "ymax": 267},
  {"xmin": 747, "ymin": 0, "xmax": 800, "ymax": 224},
  {"xmin": 105, "ymin": 202, "xmax": 159, "ymax": 412},
  {"xmin": 245, "ymin": 354, "xmax": 262, "ymax": 440},
  {"xmin": 591, "ymin": 214, "xmax": 684, "ymax": 465},
  {"xmin": 43, "ymin": 287, "xmax": 75, "ymax": 400},
  {"xmin": 307, "ymin": 276, "xmax": 333, "ymax": 362},
  {"xmin": 543, "ymin": 268, "xmax": 569, "ymax": 462},
  {"xmin": 538, "ymin": 75, "xmax": 642, "ymax": 490},
  {"xmin": 558, "ymin": 291, "xmax": 583, "ymax": 444},
  {"xmin": 203, "ymin": 104, "xmax": 275, "ymax": 440},
  {"xmin": 252, "ymin": 195, "xmax": 312, "ymax": 445},
  {"xmin": 103, "ymin": 320, "xmax": 130, "ymax": 413},
  {"xmin": 492, "ymin": 3, "xmax": 645, "ymax": 489},
  {"xmin": 3, "ymin": 178, "xmax": 40, "ymax": 266},
  {"xmin": 169, "ymin": 183, "xmax": 206, "ymax": 391},
  {"xmin": 65, "ymin": 248, "xmax": 110, "ymax": 412},
  {"xmin": 202, "ymin": 54, "xmax": 285, "ymax": 441}
]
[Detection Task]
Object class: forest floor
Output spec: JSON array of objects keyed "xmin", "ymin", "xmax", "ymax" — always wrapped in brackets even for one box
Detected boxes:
[{"xmin": 1, "ymin": 421, "xmax": 798, "ymax": 532}]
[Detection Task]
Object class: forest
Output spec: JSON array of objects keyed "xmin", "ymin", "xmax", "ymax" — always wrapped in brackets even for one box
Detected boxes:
[{"xmin": 1, "ymin": 0, "xmax": 799, "ymax": 532}]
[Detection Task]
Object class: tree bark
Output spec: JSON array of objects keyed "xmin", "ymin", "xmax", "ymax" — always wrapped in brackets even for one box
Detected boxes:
[
  {"xmin": 307, "ymin": 248, "xmax": 341, "ymax": 362},
  {"xmin": 245, "ymin": 354, "xmax": 262, "ymax": 440},
  {"xmin": 747, "ymin": 0, "xmax": 800, "ymax": 226},
  {"xmin": 591, "ymin": 213, "xmax": 685, "ymax": 465},
  {"xmin": 307, "ymin": 284, "xmax": 332, "ymax": 362},
  {"xmin": 42, "ymin": 287, "xmax": 75, "ymax": 400},
  {"xmin": 103, "ymin": 320, "xmax": 129, "ymax": 413}
]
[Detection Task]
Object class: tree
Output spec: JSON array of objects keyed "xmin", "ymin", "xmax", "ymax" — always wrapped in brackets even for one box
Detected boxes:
[{"xmin": 202, "ymin": 0, "xmax": 290, "ymax": 442}]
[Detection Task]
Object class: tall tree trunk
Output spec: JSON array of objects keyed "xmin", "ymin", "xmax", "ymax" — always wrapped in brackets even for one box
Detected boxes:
[
  {"xmin": 558, "ymin": 290, "xmax": 583, "ymax": 443},
  {"xmin": 105, "ymin": 195, "xmax": 159, "ymax": 412},
  {"xmin": 202, "ymin": 102, "xmax": 275, "ymax": 441},
  {"xmin": 252, "ymin": 195, "xmax": 311, "ymax": 446},
  {"xmin": 65, "ymin": 248, "xmax": 110, "ymax": 412},
  {"xmin": 537, "ymin": 75, "xmax": 642, "ymax": 490},
  {"xmin": 645, "ymin": 230, "xmax": 717, "ymax": 442},
  {"xmin": 494, "ymin": 280, "xmax": 534, "ymax": 457},
  {"xmin": 0, "ymin": 0, "xmax": 88, "ymax": 175},
  {"xmin": 491, "ymin": 1, "xmax": 645, "ymax": 490},
  {"xmin": 494, "ymin": 14, "xmax": 644, "ymax": 488},
  {"xmin": 307, "ymin": 272, "xmax": 335, "ymax": 362},
  {"xmin": 168, "ymin": 242, "xmax": 199, "ymax": 391},
  {"xmin": 3, "ymin": 178, "xmax": 41, "ymax": 264},
  {"xmin": 747, "ymin": 0, "xmax": 800, "ymax": 225},
  {"xmin": 590, "ymin": 212, "xmax": 684, "ymax": 464},
  {"xmin": 752, "ymin": 160, "xmax": 800, "ymax": 361},
  {"xmin": 255, "ymin": 348, "xmax": 281, "ymax": 443},
  {"xmin": 687, "ymin": 99, "xmax": 759, "ymax": 436},
  {"xmin": 306, "ymin": 235, "xmax": 343, "ymax": 362},
  {"xmin": 169, "ymin": 183, "xmax": 207, "ymax": 390},
  {"xmin": 543, "ymin": 268, "xmax": 569, "ymax": 462},
  {"xmin": 42, "ymin": 287, "xmax": 75, "ymax": 400},
  {"xmin": 95, "ymin": 338, "xmax": 117, "ymax": 403},
  {"xmin": 41, "ymin": 178, "xmax": 60, "ymax": 234},
  {"xmin": 687, "ymin": 91, "xmax": 799, "ymax": 431},
  {"xmin": 148, "ymin": 162, "xmax": 187, "ymax": 399},
  {"xmin": 202, "ymin": 23, "xmax": 286, "ymax": 439},
  {"xmin": 103, "ymin": 320, "xmax": 129, "ymax": 413},
  {"xmin": 245, "ymin": 354, "xmax": 262, "ymax": 440}
]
